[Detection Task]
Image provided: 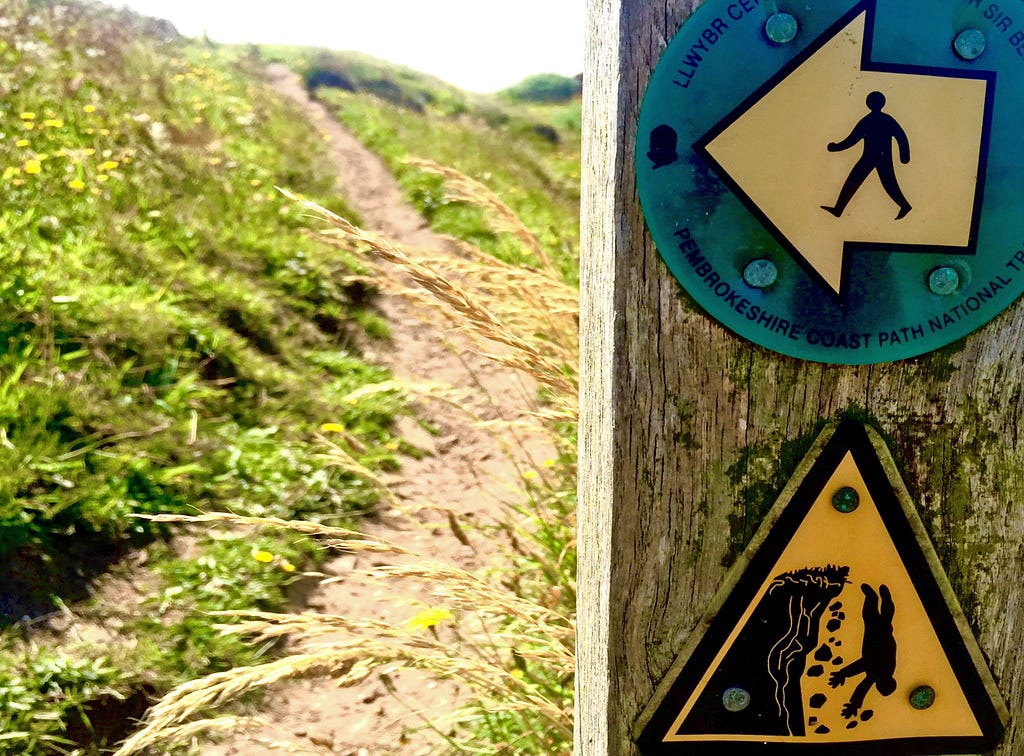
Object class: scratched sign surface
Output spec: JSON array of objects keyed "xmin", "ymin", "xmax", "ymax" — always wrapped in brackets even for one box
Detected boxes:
[{"xmin": 637, "ymin": 0, "xmax": 1024, "ymax": 363}]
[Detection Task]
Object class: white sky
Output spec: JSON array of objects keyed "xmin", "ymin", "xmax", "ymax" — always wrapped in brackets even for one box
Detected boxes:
[{"xmin": 107, "ymin": 1, "xmax": 585, "ymax": 93}]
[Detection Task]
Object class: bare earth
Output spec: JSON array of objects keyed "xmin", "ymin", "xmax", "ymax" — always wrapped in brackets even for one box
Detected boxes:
[{"xmin": 200, "ymin": 65, "xmax": 545, "ymax": 756}]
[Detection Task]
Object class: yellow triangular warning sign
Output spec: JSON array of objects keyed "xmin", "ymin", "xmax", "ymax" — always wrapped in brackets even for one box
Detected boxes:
[{"xmin": 636, "ymin": 421, "xmax": 1007, "ymax": 754}]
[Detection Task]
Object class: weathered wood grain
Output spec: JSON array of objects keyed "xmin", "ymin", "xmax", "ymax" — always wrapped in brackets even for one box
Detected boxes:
[{"xmin": 578, "ymin": 1, "xmax": 1024, "ymax": 753}]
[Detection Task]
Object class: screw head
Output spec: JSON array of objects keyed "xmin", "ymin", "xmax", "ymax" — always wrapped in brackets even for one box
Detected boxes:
[
  {"xmin": 954, "ymin": 29, "xmax": 986, "ymax": 61},
  {"xmin": 722, "ymin": 687, "xmax": 751, "ymax": 712},
  {"xmin": 765, "ymin": 13, "xmax": 798, "ymax": 45},
  {"xmin": 910, "ymin": 685, "xmax": 936, "ymax": 710},
  {"xmin": 928, "ymin": 266, "xmax": 961, "ymax": 296},
  {"xmin": 832, "ymin": 487, "xmax": 860, "ymax": 513},
  {"xmin": 743, "ymin": 259, "xmax": 778, "ymax": 288}
]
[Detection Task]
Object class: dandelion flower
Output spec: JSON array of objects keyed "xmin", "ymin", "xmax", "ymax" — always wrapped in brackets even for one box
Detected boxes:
[
  {"xmin": 43, "ymin": 119, "xmax": 63, "ymax": 128},
  {"xmin": 252, "ymin": 550, "xmax": 274, "ymax": 563},
  {"xmin": 23, "ymin": 159, "xmax": 41, "ymax": 174},
  {"xmin": 19, "ymin": 112, "xmax": 35, "ymax": 120},
  {"xmin": 542, "ymin": 459, "xmax": 557, "ymax": 467},
  {"xmin": 83, "ymin": 104, "xmax": 96, "ymax": 113},
  {"xmin": 280, "ymin": 561, "xmax": 296, "ymax": 573},
  {"xmin": 15, "ymin": 139, "xmax": 28, "ymax": 147},
  {"xmin": 67, "ymin": 179, "xmax": 85, "ymax": 191},
  {"xmin": 96, "ymin": 174, "xmax": 109, "ymax": 182},
  {"xmin": 405, "ymin": 607, "xmax": 453, "ymax": 633},
  {"xmin": 523, "ymin": 469, "xmax": 539, "ymax": 480},
  {"xmin": 319, "ymin": 422, "xmax": 345, "ymax": 433},
  {"xmin": 100, "ymin": 160, "xmax": 118, "ymax": 171},
  {"xmin": 250, "ymin": 179, "xmax": 261, "ymax": 187}
]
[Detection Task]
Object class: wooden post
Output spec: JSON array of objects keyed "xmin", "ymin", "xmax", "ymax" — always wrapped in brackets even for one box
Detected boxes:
[{"xmin": 578, "ymin": 1, "xmax": 1024, "ymax": 753}]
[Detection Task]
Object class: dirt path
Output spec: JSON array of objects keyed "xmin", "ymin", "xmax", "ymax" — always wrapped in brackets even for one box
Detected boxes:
[{"xmin": 202, "ymin": 65, "xmax": 544, "ymax": 756}]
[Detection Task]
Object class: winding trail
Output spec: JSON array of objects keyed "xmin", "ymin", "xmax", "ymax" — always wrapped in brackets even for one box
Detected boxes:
[{"xmin": 206, "ymin": 65, "xmax": 543, "ymax": 756}]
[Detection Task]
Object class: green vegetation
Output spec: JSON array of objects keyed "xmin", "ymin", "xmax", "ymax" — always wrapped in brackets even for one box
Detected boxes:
[
  {"xmin": 260, "ymin": 45, "xmax": 581, "ymax": 283},
  {"xmin": 0, "ymin": 2, "xmax": 582, "ymax": 753},
  {"xmin": 500, "ymin": 72, "xmax": 582, "ymax": 104},
  {"xmin": 0, "ymin": 2, "xmax": 409, "ymax": 751}
]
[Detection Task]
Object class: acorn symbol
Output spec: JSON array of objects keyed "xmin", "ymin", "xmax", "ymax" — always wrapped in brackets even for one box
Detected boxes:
[{"xmin": 648, "ymin": 124, "xmax": 679, "ymax": 169}]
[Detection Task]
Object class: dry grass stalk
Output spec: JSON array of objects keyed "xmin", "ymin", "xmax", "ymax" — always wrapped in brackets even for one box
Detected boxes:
[
  {"xmin": 136, "ymin": 512, "xmax": 411, "ymax": 555},
  {"xmin": 404, "ymin": 158, "xmax": 551, "ymax": 271},
  {"xmin": 116, "ymin": 169, "xmax": 578, "ymax": 754},
  {"xmin": 281, "ymin": 188, "xmax": 577, "ymax": 401}
]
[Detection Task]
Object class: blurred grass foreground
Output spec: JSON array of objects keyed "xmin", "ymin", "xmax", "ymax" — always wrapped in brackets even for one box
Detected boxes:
[{"xmin": 0, "ymin": 1, "xmax": 581, "ymax": 754}]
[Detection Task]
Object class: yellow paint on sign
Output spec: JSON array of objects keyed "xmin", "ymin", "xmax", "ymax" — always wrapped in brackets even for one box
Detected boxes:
[
  {"xmin": 704, "ymin": 12, "xmax": 989, "ymax": 294},
  {"xmin": 664, "ymin": 452, "xmax": 980, "ymax": 743}
]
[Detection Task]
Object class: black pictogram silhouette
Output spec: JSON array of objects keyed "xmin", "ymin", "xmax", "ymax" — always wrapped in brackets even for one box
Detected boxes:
[
  {"xmin": 821, "ymin": 91, "xmax": 912, "ymax": 220},
  {"xmin": 648, "ymin": 124, "xmax": 679, "ymax": 169},
  {"xmin": 828, "ymin": 583, "xmax": 898, "ymax": 719},
  {"xmin": 673, "ymin": 565, "xmax": 850, "ymax": 737}
]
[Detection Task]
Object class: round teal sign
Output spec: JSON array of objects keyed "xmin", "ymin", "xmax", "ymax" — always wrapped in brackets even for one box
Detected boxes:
[{"xmin": 637, "ymin": 0, "xmax": 1024, "ymax": 364}]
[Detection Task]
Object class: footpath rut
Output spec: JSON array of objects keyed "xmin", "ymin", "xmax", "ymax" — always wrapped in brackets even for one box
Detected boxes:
[{"xmin": 206, "ymin": 65, "xmax": 540, "ymax": 755}]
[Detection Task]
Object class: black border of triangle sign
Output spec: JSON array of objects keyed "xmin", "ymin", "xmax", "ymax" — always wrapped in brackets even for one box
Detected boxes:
[{"xmin": 635, "ymin": 420, "xmax": 1008, "ymax": 754}]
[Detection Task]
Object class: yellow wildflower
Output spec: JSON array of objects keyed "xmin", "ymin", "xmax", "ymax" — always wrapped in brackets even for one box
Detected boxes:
[
  {"xmin": 3, "ymin": 166, "xmax": 20, "ymax": 178},
  {"xmin": 19, "ymin": 112, "xmax": 35, "ymax": 120},
  {"xmin": 320, "ymin": 422, "xmax": 345, "ymax": 433},
  {"xmin": 83, "ymin": 104, "xmax": 96, "ymax": 113},
  {"xmin": 252, "ymin": 550, "xmax": 274, "ymax": 563},
  {"xmin": 99, "ymin": 129, "xmax": 110, "ymax": 136},
  {"xmin": 43, "ymin": 119, "xmax": 63, "ymax": 128},
  {"xmin": 250, "ymin": 179, "xmax": 261, "ymax": 187},
  {"xmin": 100, "ymin": 160, "xmax": 118, "ymax": 171},
  {"xmin": 15, "ymin": 139, "xmax": 28, "ymax": 147},
  {"xmin": 523, "ymin": 469, "xmax": 539, "ymax": 480},
  {"xmin": 280, "ymin": 561, "xmax": 296, "ymax": 573},
  {"xmin": 96, "ymin": 174, "xmax": 109, "ymax": 182},
  {"xmin": 85, "ymin": 128, "xmax": 94, "ymax": 135},
  {"xmin": 22, "ymin": 122, "xmax": 34, "ymax": 130},
  {"xmin": 83, "ymin": 148, "xmax": 95, "ymax": 156},
  {"xmin": 405, "ymin": 607, "xmax": 453, "ymax": 634},
  {"xmin": 12, "ymin": 178, "xmax": 24, "ymax": 186},
  {"xmin": 23, "ymin": 159, "xmax": 41, "ymax": 174},
  {"xmin": 542, "ymin": 458, "xmax": 557, "ymax": 467},
  {"xmin": 67, "ymin": 179, "xmax": 85, "ymax": 191}
]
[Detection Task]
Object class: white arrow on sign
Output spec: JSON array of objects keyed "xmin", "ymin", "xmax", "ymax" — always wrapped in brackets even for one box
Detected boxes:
[{"xmin": 697, "ymin": 8, "xmax": 992, "ymax": 298}]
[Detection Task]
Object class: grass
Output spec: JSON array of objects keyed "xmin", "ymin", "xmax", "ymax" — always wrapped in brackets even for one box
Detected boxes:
[
  {"xmin": 253, "ymin": 44, "xmax": 581, "ymax": 284},
  {"xmin": 113, "ymin": 168, "xmax": 579, "ymax": 755},
  {"xmin": 0, "ymin": 2, "xmax": 422, "ymax": 750},
  {"xmin": 0, "ymin": 3, "xmax": 581, "ymax": 752}
]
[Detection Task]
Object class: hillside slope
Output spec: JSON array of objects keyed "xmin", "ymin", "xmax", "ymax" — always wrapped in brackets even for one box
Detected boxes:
[{"xmin": 0, "ymin": 2, "xmax": 407, "ymax": 751}]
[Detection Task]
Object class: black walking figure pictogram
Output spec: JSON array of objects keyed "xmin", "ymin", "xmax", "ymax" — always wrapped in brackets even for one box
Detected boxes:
[
  {"xmin": 828, "ymin": 583, "xmax": 898, "ymax": 720},
  {"xmin": 821, "ymin": 91, "xmax": 912, "ymax": 220}
]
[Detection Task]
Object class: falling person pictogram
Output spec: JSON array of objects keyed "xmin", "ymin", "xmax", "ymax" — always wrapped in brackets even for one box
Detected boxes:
[
  {"xmin": 828, "ymin": 583, "xmax": 898, "ymax": 720},
  {"xmin": 821, "ymin": 91, "xmax": 912, "ymax": 220}
]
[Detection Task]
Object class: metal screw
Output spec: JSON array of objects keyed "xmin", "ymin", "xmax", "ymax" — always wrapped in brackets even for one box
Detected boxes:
[
  {"xmin": 722, "ymin": 687, "xmax": 751, "ymax": 712},
  {"xmin": 832, "ymin": 487, "xmax": 860, "ymax": 513},
  {"xmin": 743, "ymin": 259, "xmax": 778, "ymax": 288},
  {"xmin": 928, "ymin": 266, "xmax": 961, "ymax": 296},
  {"xmin": 765, "ymin": 13, "xmax": 798, "ymax": 45},
  {"xmin": 910, "ymin": 685, "xmax": 936, "ymax": 710},
  {"xmin": 954, "ymin": 29, "xmax": 986, "ymax": 61}
]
